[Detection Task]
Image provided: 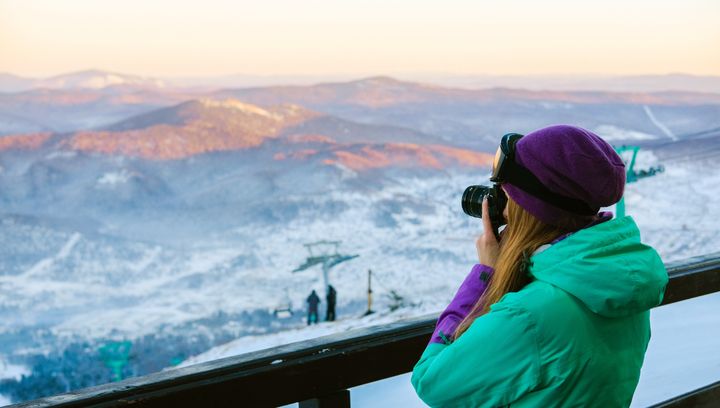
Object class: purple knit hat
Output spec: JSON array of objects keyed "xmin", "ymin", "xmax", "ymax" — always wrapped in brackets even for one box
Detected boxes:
[{"xmin": 502, "ymin": 125, "xmax": 626, "ymax": 227}]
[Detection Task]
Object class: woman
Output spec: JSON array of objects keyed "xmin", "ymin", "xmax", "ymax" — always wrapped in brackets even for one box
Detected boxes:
[{"xmin": 411, "ymin": 125, "xmax": 668, "ymax": 407}]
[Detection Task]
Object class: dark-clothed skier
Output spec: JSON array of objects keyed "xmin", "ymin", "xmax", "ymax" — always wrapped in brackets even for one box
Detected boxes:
[
  {"xmin": 326, "ymin": 285, "xmax": 337, "ymax": 322},
  {"xmin": 306, "ymin": 290, "xmax": 320, "ymax": 325}
]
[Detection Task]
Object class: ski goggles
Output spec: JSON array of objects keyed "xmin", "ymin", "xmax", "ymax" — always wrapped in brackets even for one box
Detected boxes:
[
  {"xmin": 489, "ymin": 132, "xmax": 597, "ymax": 216},
  {"xmin": 490, "ymin": 133, "xmax": 524, "ymax": 183}
]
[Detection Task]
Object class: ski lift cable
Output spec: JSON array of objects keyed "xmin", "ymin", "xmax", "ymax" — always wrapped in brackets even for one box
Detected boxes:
[
  {"xmin": 660, "ymin": 149, "xmax": 720, "ymax": 162},
  {"xmin": 369, "ymin": 272, "xmax": 395, "ymax": 293},
  {"xmin": 653, "ymin": 145, "xmax": 720, "ymax": 163},
  {"xmin": 661, "ymin": 150, "xmax": 720, "ymax": 164}
]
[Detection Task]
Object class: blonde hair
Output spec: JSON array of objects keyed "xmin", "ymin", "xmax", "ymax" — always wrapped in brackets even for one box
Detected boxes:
[{"xmin": 453, "ymin": 196, "xmax": 588, "ymax": 340}]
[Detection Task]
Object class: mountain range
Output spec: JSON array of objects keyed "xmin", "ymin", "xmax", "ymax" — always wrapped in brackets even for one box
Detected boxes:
[
  {"xmin": 1, "ymin": 72, "xmax": 718, "ymax": 227},
  {"xmin": 0, "ymin": 96, "xmax": 489, "ymax": 168},
  {"xmin": 5, "ymin": 70, "xmax": 720, "ymax": 93},
  {"xmin": 2, "ymin": 73, "xmax": 719, "ymax": 152}
]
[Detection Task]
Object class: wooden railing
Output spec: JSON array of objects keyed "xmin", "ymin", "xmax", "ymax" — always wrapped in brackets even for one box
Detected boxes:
[{"xmin": 11, "ymin": 252, "xmax": 720, "ymax": 408}]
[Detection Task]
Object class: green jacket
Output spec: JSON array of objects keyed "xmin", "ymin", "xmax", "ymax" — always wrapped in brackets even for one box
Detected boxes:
[{"xmin": 411, "ymin": 216, "xmax": 668, "ymax": 407}]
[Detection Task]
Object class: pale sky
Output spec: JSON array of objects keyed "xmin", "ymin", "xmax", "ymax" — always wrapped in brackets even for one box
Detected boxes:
[{"xmin": 1, "ymin": 0, "xmax": 719, "ymax": 78}]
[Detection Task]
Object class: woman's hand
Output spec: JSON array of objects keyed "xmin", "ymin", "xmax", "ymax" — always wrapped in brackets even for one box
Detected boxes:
[{"xmin": 476, "ymin": 198, "xmax": 500, "ymax": 268}]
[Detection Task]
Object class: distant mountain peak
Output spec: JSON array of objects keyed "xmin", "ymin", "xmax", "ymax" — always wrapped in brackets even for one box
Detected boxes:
[
  {"xmin": 178, "ymin": 98, "xmax": 316, "ymax": 123},
  {"xmin": 61, "ymin": 99, "xmax": 321, "ymax": 159},
  {"xmin": 68, "ymin": 68, "xmax": 115, "ymax": 76},
  {"xmin": 357, "ymin": 76, "xmax": 403, "ymax": 84},
  {"xmin": 192, "ymin": 98, "xmax": 282, "ymax": 119},
  {"xmin": 36, "ymin": 70, "xmax": 166, "ymax": 90},
  {"xmin": 350, "ymin": 76, "xmax": 419, "ymax": 89}
]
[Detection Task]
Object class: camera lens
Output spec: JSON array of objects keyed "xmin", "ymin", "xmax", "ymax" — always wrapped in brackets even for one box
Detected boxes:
[{"xmin": 462, "ymin": 185, "xmax": 490, "ymax": 218}]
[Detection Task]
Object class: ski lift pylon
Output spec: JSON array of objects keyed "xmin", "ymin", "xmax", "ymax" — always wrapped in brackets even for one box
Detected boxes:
[{"xmin": 292, "ymin": 241, "xmax": 359, "ymax": 299}]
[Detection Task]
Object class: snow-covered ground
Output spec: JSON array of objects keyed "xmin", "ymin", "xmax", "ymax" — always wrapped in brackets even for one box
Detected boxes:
[
  {"xmin": 0, "ymin": 359, "xmax": 29, "ymax": 407},
  {"xmin": 0, "ymin": 359, "xmax": 30, "ymax": 382},
  {"xmin": 632, "ymin": 292, "xmax": 720, "ymax": 406},
  {"xmin": 180, "ymin": 305, "xmax": 441, "ymax": 368},
  {"xmin": 593, "ymin": 125, "xmax": 658, "ymax": 142}
]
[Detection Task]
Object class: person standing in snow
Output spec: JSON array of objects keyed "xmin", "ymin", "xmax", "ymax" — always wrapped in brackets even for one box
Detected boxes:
[
  {"xmin": 306, "ymin": 290, "xmax": 320, "ymax": 325},
  {"xmin": 411, "ymin": 125, "xmax": 668, "ymax": 407},
  {"xmin": 325, "ymin": 285, "xmax": 337, "ymax": 322}
]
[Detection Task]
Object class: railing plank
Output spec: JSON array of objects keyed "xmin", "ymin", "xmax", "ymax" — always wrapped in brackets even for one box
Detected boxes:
[
  {"xmin": 10, "ymin": 252, "xmax": 720, "ymax": 408},
  {"xmin": 660, "ymin": 252, "xmax": 720, "ymax": 305},
  {"xmin": 650, "ymin": 380, "xmax": 720, "ymax": 408}
]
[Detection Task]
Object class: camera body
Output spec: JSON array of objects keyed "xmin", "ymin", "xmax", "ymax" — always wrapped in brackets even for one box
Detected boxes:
[{"xmin": 461, "ymin": 184, "xmax": 508, "ymax": 240}]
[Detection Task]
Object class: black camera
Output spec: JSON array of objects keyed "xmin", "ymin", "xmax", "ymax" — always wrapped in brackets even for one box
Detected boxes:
[{"xmin": 461, "ymin": 184, "xmax": 508, "ymax": 240}]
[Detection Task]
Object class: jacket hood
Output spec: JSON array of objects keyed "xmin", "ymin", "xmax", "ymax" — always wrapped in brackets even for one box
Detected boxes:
[{"xmin": 528, "ymin": 216, "xmax": 668, "ymax": 317}]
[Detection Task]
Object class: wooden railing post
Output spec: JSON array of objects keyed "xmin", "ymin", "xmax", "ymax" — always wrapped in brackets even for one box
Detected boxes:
[{"xmin": 299, "ymin": 389, "xmax": 351, "ymax": 408}]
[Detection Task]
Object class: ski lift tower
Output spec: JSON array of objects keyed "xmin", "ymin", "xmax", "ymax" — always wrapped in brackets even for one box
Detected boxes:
[
  {"xmin": 293, "ymin": 240, "xmax": 359, "ymax": 298},
  {"xmin": 614, "ymin": 145, "xmax": 665, "ymax": 218},
  {"xmin": 99, "ymin": 340, "xmax": 132, "ymax": 382}
]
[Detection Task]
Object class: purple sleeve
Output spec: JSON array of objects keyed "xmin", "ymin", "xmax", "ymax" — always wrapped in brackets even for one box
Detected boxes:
[{"xmin": 429, "ymin": 263, "xmax": 494, "ymax": 345}]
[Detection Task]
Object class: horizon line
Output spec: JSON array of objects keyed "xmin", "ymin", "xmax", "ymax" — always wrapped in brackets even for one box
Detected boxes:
[{"xmin": 4, "ymin": 69, "xmax": 720, "ymax": 80}]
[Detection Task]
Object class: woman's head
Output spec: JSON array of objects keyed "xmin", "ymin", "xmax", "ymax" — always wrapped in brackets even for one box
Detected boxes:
[
  {"xmin": 453, "ymin": 125, "xmax": 626, "ymax": 340},
  {"xmin": 502, "ymin": 125, "xmax": 625, "ymax": 228}
]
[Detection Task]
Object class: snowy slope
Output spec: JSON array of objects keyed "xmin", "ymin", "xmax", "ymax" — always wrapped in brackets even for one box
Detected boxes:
[
  {"xmin": 2, "ymin": 152, "xmax": 717, "ymax": 345},
  {"xmin": 180, "ymin": 306, "xmax": 440, "ymax": 368}
]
